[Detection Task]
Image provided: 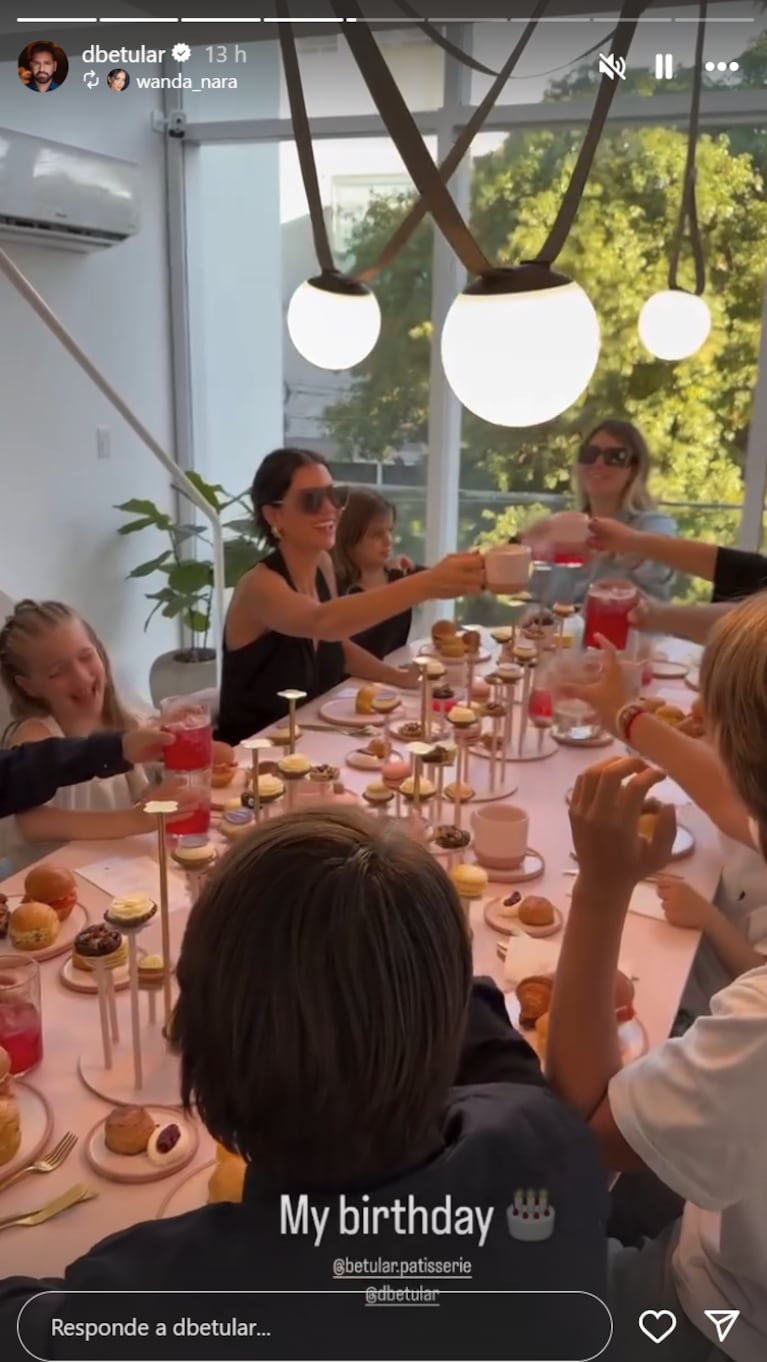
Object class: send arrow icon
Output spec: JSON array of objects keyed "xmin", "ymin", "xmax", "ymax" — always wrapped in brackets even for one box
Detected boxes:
[{"xmin": 705, "ymin": 1310, "xmax": 739, "ymax": 1344}]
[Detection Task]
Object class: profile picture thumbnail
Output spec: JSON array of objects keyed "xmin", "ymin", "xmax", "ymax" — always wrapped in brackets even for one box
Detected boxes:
[
  {"xmin": 107, "ymin": 68, "xmax": 130, "ymax": 92},
  {"xmin": 18, "ymin": 40, "xmax": 68, "ymax": 93}
]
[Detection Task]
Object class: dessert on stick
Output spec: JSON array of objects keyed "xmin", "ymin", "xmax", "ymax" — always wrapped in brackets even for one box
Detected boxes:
[
  {"xmin": 241, "ymin": 737, "xmax": 275, "ymax": 823},
  {"xmin": 276, "ymin": 689, "xmax": 307, "ymax": 754}
]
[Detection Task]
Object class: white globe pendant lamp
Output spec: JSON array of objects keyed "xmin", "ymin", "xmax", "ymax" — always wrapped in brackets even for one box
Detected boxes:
[
  {"xmin": 441, "ymin": 264, "xmax": 601, "ymax": 428},
  {"xmin": 287, "ymin": 270, "xmax": 381, "ymax": 372},
  {"xmin": 638, "ymin": 288, "xmax": 711, "ymax": 362}
]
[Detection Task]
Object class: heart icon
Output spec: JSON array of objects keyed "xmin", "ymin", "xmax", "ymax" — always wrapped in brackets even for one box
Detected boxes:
[{"xmin": 639, "ymin": 1311, "xmax": 678, "ymax": 1344}]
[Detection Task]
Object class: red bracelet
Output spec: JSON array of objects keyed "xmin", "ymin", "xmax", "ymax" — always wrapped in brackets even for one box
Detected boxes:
[{"xmin": 619, "ymin": 703, "xmax": 646, "ymax": 746}]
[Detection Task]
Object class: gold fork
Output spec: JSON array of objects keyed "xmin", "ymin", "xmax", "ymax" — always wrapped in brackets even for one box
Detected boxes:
[
  {"xmin": 0, "ymin": 1182, "xmax": 96, "ymax": 1232},
  {"xmin": 0, "ymin": 1131, "xmax": 78, "ymax": 1196}
]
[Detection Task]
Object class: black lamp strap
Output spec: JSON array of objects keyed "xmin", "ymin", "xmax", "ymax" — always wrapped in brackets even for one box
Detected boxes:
[
  {"xmin": 390, "ymin": 1, "xmax": 497, "ymax": 77},
  {"xmin": 535, "ymin": 0, "xmax": 646, "ymax": 266},
  {"xmin": 668, "ymin": 0, "xmax": 707, "ymax": 295},
  {"xmin": 333, "ymin": 0, "xmax": 492, "ymax": 278},
  {"xmin": 357, "ymin": 0, "xmax": 549, "ymax": 282},
  {"xmin": 276, "ymin": 4, "xmax": 335, "ymax": 275}
]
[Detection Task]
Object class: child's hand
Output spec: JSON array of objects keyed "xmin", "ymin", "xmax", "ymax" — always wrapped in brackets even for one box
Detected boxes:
[
  {"xmin": 569, "ymin": 755, "xmax": 676, "ymax": 890},
  {"xmin": 656, "ymin": 877, "xmax": 712, "ymax": 931},
  {"xmin": 122, "ymin": 727, "xmax": 172, "ymax": 765}
]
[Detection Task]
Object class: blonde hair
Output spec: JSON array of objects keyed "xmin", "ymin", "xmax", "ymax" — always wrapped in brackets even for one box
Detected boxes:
[
  {"xmin": 575, "ymin": 420, "xmax": 657, "ymax": 516},
  {"xmin": 332, "ymin": 489, "xmax": 394, "ymax": 593},
  {"xmin": 0, "ymin": 600, "xmax": 135, "ymax": 732},
  {"xmin": 700, "ymin": 591, "xmax": 767, "ymax": 849}
]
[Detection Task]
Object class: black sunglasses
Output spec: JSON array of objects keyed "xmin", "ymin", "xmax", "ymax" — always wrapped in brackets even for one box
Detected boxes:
[
  {"xmin": 578, "ymin": 444, "xmax": 636, "ymax": 468},
  {"xmin": 272, "ymin": 484, "xmax": 350, "ymax": 515}
]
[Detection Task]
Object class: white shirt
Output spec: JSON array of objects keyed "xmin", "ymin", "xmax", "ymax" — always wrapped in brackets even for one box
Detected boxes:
[
  {"xmin": 680, "ymin": 835, "xmax": 767, "ymax": 1016},
  {"xmin": 609, "ymin": 964, "xmax": 767, "ymax": 1361}
]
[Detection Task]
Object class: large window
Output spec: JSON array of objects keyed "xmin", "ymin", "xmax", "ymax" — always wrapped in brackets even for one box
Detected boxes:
[{"xmin": 182, "ymin": 18, "xmax": 767, "ymax": 622}]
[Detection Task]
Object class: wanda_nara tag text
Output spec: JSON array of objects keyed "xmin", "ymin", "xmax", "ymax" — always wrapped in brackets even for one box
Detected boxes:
[{"xmin": 281, "ymin": 1194, "xmax": 494, "ymax": 1247}]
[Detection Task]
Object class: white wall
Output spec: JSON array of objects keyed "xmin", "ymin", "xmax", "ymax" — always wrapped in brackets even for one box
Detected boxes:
[{"xmin": 0, "ymin": 61, "xmax": 177, "ymax": 704}]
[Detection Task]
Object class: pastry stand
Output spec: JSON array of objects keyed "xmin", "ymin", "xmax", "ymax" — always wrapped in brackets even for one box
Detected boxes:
[
  {"xmin": 414, "ymin": 656, "xmax": 434, "ymax": 743},
  {"xmin": 242, "ymin": 737, "xmax": 274, "ymax": 824},
  {"xmin": 405, "ymin": 742, "xmax": 432, "ymax": 842},
  {"xmin": 78, "ymin": 801, "xmax": 182, "ymax": 1107},
  {"xmin": 277, "ymin": 689, "xmax": 307, "ymax": 755}
]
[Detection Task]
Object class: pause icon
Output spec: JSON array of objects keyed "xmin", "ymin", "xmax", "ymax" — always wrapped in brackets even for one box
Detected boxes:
[{"xmin": 655, "ymin": 53, "xmax": 674, "ymax": 80}]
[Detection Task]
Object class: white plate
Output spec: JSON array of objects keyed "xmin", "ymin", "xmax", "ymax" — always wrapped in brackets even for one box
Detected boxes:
[
  {"xmin": 413, "ymin": 639, "xmax": 491, "ymax": 664},
  {"xmin": 506, "ymin": 995, "xmax": 648, "ymax": 1069},
  {"xmin": 568, "ymin": 822, "xmax": 694, "ymax": 863},
  {"xmin": 685, "ymin": 668, "xmax": 700, "ymax": 691},
  {"xmin": 157, "ymin": 1159, "xmax": 216, "ymax": 1218},
  {"xmin": 59, "ymin": 951, "xmax": 145, "ymax": 995},
  {"xmin": 85, "ymin": 1106, "xmax": 198, "ymax": 1184},
  {"xmin": 318, "ymin": 697, "xmax": 388, "ymax": 728},
  {"xmin": 651, "ymin": 658, "xmax": 689, "ymax": 680},
  {"xmin": 345, "ymin": 747, "xmax": 404, "ymax": 772},
  {"xmin": 2, "ymin": 896, "xmax": 89, "ymax": 963}
]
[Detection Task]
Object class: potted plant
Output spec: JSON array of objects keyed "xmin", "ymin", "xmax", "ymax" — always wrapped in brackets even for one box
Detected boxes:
[{"xmin": 115, "ymin": 472, "xmax": 259, "ymax": 705}]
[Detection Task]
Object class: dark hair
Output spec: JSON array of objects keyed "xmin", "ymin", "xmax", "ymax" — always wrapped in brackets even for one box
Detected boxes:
[
  {"xmin": 577, "ymin": 418, "xmax": 655, "ymax": 514},
  {"xmin": 173, "ymin": 807, "xmax": 472, "ymax": 1186},
  {"xmin": 250, "ymin": 447, "xmax": 329, "ymax": 546},
  {"xmin": 28, "ymin": 42, "xmax": 56, "ymax": 61},
  {"xmin": 107, "ymin": 68, "xmax": 129, "ymax": 87},
  {"xmin": 332, "ymin": 489, "xmax": 395, "ymax": 591}
]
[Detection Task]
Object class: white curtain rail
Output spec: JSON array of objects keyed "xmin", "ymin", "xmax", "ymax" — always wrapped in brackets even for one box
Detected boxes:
[{"xmin": 0, "ymin": 246, "xmax": 226, "ymax": 683}]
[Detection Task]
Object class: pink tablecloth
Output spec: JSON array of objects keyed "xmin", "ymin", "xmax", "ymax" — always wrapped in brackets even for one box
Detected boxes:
[{"xmin": 0, "ymin": 643, "xmax": 719, "ymax": 1279}]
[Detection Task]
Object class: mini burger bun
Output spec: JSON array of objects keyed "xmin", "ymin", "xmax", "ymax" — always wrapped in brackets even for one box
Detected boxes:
[
  {"xmin": 24, "ymin": 865, "xmax": 77, "ymax": 919},
  {"xmin": 10, "ymin": 901, "xmax": 60, "ymax": 950}
]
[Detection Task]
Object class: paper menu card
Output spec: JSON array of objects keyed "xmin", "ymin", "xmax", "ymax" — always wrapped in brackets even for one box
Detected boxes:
[{"xmin": 77, "ymin": 855, "xmax": 188, "ymax": 916}]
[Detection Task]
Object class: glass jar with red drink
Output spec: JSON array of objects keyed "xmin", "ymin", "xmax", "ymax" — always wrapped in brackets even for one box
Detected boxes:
[
  {"xmin": 583, "ymin": 579, "xmax": 638, "ymax": 652},
  {"xmin": 0, "ymin": 956, "xmax": 42, "ymax": 1076},
  {"xmin": 159, "ymin": 696, "xmax": 213, "ymax": 837}
]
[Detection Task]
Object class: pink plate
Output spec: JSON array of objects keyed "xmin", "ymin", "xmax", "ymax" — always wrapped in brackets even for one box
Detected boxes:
[
  {"xmin": 0, "ymin": 1081, "xmax": 53, "ymax": 1180},
  {"xmin": 156, "ymin": 1158, "xmax": 215, "ymax": 1218},
  {"xmin": 84, "ymin": 1105, "xmax": 198, "ymax": 1185},
  {"xmin": 3, "ymin": 896, "xmax": 89, "ymax": 964}
]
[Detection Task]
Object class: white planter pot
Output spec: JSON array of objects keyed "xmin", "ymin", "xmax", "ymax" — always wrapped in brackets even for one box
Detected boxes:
[{"xmin": 149, "ymin": 650, "xmax": 218, "ymax": 708}]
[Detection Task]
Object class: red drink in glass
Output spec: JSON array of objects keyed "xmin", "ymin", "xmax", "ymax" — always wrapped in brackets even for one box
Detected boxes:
[
  {"xmin": 160, "ymin": 698, "xmax": 213, "ymax": 837},
  {"xmin": 553, "ymin": 547, "xmax": 588, "ymax": 566},
  {"xmin": 0, "ymin": 957, "xmax": 42, "ymax": 1075},
  {"xmin": 528, "ymin": 688, "xmax": 553, "ymax": 720},
  {"xmin": 583, "ymin": 580, "xmax": 638, "ymax": 651}
]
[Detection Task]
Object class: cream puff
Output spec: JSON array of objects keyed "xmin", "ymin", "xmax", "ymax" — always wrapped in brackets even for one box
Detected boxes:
[
  {"xmin": 518, "ymin": 895, "xmax": 556, "ymax": 928},
  {"xmin": 104, "ymin": 1105, "xmax": 155, "ymax": 1156}
]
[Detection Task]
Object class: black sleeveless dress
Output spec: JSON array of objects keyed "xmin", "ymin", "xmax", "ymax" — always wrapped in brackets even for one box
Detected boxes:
[
  {"xmin": 215, "ymin": 550, "xmax": 346, "ymax": 745},
  {"xmin": 348, "ymin": 566, "xmax": 424, "ymax": 659}
]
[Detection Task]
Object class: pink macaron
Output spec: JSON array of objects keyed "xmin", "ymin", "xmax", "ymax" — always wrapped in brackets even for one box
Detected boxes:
[
  {"xmin": 469, "ymin": 677, "xmax": 491, "ymax": 702},
  {"xmin": 382, "ymin": 758, "xmax": 411, "ymax": 788}
]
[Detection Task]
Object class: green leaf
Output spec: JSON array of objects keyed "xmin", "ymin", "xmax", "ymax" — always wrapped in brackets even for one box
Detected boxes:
[
  {"xmin": 166, "ymin": 559, "xmax": 213, "ymax": 594},
  {"xmin": 224, "ymin": 537, "xmax": 258, "ymax": 588},
  {"xmin": 184, "ymin": 609, "xmax": 210, "ymax": 636},
  {"xmin": 114, "ymin": 499, "xmax": 171, "ymax": 528},
  {"xmin": 173, "ymin": 471, "xmax": 224, "ymax": 513},
  {"xmin": 127, "ymin": 551, "xmax": 172, "ymax": 579},
  {"xmin": 222, "ymin": 517, "xmax": 257, "ymax": 537},
  {"xmin": 117, "ymin": 517, "xmax": 162, "ymax": 536}
]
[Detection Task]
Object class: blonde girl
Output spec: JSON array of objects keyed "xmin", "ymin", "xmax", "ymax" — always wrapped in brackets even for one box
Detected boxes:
[{"xmin": 0, "ymin": 600, "xmax": 182, "ymax": 843}]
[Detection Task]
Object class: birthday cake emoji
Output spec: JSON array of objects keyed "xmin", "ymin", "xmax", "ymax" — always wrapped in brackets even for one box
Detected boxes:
[{"xmin": 506, "ymin": 1189, "xmax": 555, "ymax": 1242}]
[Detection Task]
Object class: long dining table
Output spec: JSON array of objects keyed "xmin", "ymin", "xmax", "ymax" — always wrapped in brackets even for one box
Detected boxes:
[{"xmin": 0, "ymin": 631, "xmax": 723, "ymax": 1280}]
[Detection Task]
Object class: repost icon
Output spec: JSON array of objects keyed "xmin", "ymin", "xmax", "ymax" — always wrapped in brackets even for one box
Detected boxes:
[{"xmin": 83, "ymin": 69, "xmax": 98, "ymax": 88}]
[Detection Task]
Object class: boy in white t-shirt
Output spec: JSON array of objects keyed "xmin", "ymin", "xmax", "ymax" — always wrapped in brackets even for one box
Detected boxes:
[{"xmin": 548, "ymin": 601, "xmax": 767, "ymax": 1362}]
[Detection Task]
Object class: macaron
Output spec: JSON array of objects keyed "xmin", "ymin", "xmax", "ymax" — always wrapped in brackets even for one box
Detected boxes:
[
  {"xmin": 381, "ymin": 757, "xmax": 410, "ymax": 788},
  {"xmin": 449, "ymin": 864, "xmax": 488, "ymax": 900}
]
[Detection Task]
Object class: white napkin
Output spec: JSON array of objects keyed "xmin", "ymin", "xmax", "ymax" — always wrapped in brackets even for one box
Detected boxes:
[
  {"xmin": 503, "ymin": 933, "xmax": 635, "ymax": 987},
  {"xmin": 628, "ymin": 881, "xmax": 667, "ymax": 923}
]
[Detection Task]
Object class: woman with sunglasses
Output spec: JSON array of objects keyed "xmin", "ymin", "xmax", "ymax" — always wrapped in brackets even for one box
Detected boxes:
[
  {"xmin": 519, "ymin": 421, "xmax": 676, "ymax": 607},
  {"xmin": 216, "ymin": 448, "xmax": 486, "ymax": 745}
]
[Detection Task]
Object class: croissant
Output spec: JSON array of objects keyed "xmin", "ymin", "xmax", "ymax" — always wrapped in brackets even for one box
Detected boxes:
[{"xmin": 516, "ymin": 974, "xmax": 553, "ymax": 1028}]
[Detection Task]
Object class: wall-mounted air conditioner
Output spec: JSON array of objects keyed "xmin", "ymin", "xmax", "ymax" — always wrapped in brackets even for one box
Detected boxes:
[{"xmin": 0, "ymin": 128, "xmax": 139, "ymax": 251}]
